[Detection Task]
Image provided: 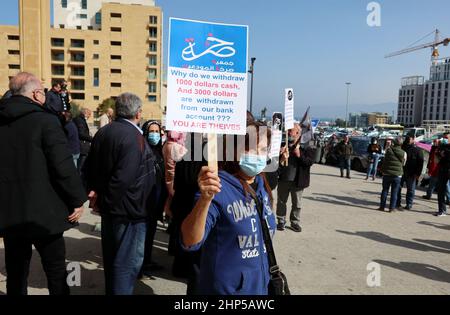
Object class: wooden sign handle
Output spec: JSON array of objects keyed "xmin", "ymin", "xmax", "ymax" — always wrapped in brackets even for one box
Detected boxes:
[{"xmin": 208, "ymin": 133, "xmax": 218, "ymax": 175}]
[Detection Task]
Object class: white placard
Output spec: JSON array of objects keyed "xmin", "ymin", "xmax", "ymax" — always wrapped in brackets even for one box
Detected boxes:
[{"xmin": 284, "ymin": 88, "xmax": 294, "ymax": 131}]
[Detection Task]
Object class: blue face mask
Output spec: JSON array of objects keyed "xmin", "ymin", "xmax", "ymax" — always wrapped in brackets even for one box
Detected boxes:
[
  {"xmin": 148, "ymin": 133, "xmax": 161, "ymax": 145},
  {"xmin": 239, "ymin": 154, "xmax": 267, "ymax": 177},
  {"xmin": 442, "ymin": 138, "xmax": 449, "ymax": 145},
  {"xmin": 288, "ymin": 137, "xmax": 295, "ymax": 142}
]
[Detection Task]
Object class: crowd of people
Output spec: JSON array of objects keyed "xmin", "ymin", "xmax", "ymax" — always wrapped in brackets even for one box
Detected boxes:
[
  {"xmin": 1, "ymin": 72, "xmax": 448, "ymax": 296},
  {"xmin": 0, "ymin": 72, "xmax": 319, "ymax": 296}
]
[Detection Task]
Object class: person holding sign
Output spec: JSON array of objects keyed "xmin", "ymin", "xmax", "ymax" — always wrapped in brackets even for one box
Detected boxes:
[
  {"xmin": 180, "ymin": 121, "xmax": 276, "ymax": 295},
  {"xmin": 276, "ymin": 124, "xmax": 315, "ymax": 232}
]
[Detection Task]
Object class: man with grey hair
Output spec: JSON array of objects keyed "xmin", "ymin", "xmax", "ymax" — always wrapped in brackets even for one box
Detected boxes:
[
  {"xmin": 0, "ymin": 72, "xmax": 87, "ymax": 295},
  {"xmin": 85, "ymin": 93, "xmax": 156, "ymax": 295}
]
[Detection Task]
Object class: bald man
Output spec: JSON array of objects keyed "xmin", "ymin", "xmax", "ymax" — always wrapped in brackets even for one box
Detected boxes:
[{"xmin": 0, "ymin": 72, "xmax": 87, "ymax": 295}]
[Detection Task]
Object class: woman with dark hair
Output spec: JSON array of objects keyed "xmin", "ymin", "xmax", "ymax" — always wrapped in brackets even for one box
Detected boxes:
[
  {"xmin": 181, "ymin": 122, "xmax": 277, "ymax": 295},
  {"xmin": 366, "ymin": 137, "xmax": 382, "ymax": 181},
  {"xmin": 140, "ymin": 120, "xmax": 167, "ymax": 277}
]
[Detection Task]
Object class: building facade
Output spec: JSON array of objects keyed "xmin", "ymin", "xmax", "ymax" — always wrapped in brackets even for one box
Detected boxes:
[
  {"xmin": 0, "ymin": 0, "xmax": 163, "ymax": 120},
  {"xmin": 422, "ymin": 58, "xmax": 450, "ymax": 125},
  {"xmin": 397, "ymin": 76, "xmax": 424, "ymax": 127}
]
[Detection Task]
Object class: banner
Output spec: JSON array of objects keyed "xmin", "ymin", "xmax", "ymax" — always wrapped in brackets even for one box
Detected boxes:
[
  {"xmin": 166, "ymin": 18, "xmax": 249, "ymax": 135},
  {"xmin": 284, "ymin": 88, "xmax": 294, "ymax": 131}
]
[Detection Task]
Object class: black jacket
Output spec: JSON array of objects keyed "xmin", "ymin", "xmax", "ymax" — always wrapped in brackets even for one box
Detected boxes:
[
  {"xmin": 278, "ymin": 145, "xmax": 315, "ymax": 189},
  {"xmin": 402, "ymin": 143, "xmax": 424, "ymax": 177},
  {"xmin": 0, "ymin": 96, "xmax": 87, "ymax": 237},
  {"xmin": 73, "ymin": 114, "xmax": 92, "ymax": 155},
  {"xmin": 295, "ymin": 146, "xmax": 316, "ymax": 189},
  {"xmin": 85, "ymin": 119, "xmax": 156, "ymax": 222}
]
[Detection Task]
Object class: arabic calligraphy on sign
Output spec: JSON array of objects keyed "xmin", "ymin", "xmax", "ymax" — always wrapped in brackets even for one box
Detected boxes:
[{"xmin": 182, "ymin": 36, "xmax": 236, "ymax": 61}]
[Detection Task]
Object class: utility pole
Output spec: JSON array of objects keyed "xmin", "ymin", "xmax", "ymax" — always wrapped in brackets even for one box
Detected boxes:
[
  {"xmin": 248, "ymin": 57, "xmax": 256, "ymax": 114},
  {"xmin": 345, "ymin": 82, "xmax": 351, "ymax": 129}
]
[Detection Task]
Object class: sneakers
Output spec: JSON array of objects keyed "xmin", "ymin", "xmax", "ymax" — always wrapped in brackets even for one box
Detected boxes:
[
  {"xmin": 277, "ymin": 222, "xmax": 285, "ymax": 231},
  {"xmin": 422, "ymin": 195, "xmax": 431, "ymax": 200},
  {"xmin": 435, "ymin": 212, "xmax": 448, "ymax": 217},
  {"xmin": 404, "ymin": 206, "xmax": 412, "ymax": 210},
  {"xmin": 290, "ymin": 223, "xmax": 302, "ymax": 233},
  {"xmin": 388, "ymin": 208, "xmax": 396, "ymax": 213}
]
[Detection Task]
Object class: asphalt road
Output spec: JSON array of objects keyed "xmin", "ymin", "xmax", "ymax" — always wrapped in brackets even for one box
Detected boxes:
[{"xmin": 1, "ymin": 164, "xmax": 449, "ymax": 295}]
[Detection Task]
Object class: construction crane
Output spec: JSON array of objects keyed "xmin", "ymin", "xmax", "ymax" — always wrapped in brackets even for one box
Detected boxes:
[{"xmin": 385, "ymin": 29, "xmax": 450, "ymax": 65}]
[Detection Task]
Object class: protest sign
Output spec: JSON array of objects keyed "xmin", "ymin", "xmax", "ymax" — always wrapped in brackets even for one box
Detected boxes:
[
  {"xmin": 166, "ymin": 18, "xmax": 249, "ymax": 136},
  {"xmin": 284, "ymin": 88, "xmax": 294, "ymax": 131}
]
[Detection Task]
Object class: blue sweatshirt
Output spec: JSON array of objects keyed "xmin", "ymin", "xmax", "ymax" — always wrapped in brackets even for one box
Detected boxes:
[{"xmin": 184, "ymin": 171, "xmax": 276, "ymax": 295}]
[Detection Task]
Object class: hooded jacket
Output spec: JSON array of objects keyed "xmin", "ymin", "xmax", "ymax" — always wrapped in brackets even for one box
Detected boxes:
[
  {"xmin": 184, "ymin": 171, "xmax": 276, "ymax": 295},
  {"xmin": 0, "ymin": 95, "xmax": 87, "ymax": 237}
]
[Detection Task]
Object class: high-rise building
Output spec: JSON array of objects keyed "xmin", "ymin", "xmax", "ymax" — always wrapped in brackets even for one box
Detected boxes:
[
  {"xmin": 422, "ymin": 58, "xmax": 450, "ymax": 125},
  {"xmin": 397, "ymin": 76, "xmax": 424, "ymax": 127},
  {"xmin": 0, "ymin": 0, "xmax": 163, "ymax": 120}
]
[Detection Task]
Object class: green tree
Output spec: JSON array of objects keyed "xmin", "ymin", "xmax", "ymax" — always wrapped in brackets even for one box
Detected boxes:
[
  {"xmin": 335, "ymin": 118, "xmax": 347, "ymax": 128},
  {"xmin": 97, "ymin": 98, "xmax": 116, "ymax": 115}
]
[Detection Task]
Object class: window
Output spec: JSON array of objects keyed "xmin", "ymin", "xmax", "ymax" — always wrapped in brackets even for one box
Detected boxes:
[
  {"xmin": 93, "ymin": 54, "xmax": 99, "ymax": 59},
  {"xmin": 111, "ymin": 27, "xmax": 121, "ymax": 32},
  {"xmin": 446, "ymin": 82, "xmax": 449, "ymax": 89},
  {"xmin": 149, "ymin": 55, "xmax": 157, "ymax": 65},
  {"xmin": 71, "ymin": 93, "xmax": 85, "ymax": 100},
  {"xmin": 149, "ymin": 27, "xmax": 157, "ymax": 38},
  {"xmin": 77, "ymin": 14, "xmax": 88, "ymax": 19},
  {"xmin": 71, "ymin": 39, "xmax": 85, "ymax": 48},
  {"xmin": 59, "ymin": 24, "xmax": 65, "ymax": 29},
  {"xmin": 411, "ymin": 90, "xmax": 414, "ymax": 95},
  {"xmin": 149, "ymin": 16, "xmax": 158, "ymax": 24},
  {"xmin": 95, "ymin": 12, "xmax": 101, "ymax": 25},
  {"xmin": 52, "ymin": 65, "xmax": 65, "ymax": 75},
  {"xmin": 111, "ymin": 69, "xmax": 121, "ymax": 74},
  {"xmin": 93, "ymin": 40, "xmax": 99, "ymax": 45},
  {"xmin": 8, "ymin": 50, "xmax": 20, "ymax": 55},
  {"xmin": 8, "ymin": 35, "xmax": 19, "ymax": 40},
  {"xmin": 93, "ymin": 68, "xmax": 99, "ymax": 87},
  {"xmin": 111, "ymin": 82, "xmax": 121, "ymax": 88},
  {"xmin": 148, "ymin": 69, "xmax": 157, "ymax": 80},
  {"xmin": 52, "ymin": 38, "xmax": 64, "ymax": 47},
  {"xmin": 148, "ymin": 82, "xmax": 157, "ymax": 93},
  {"xmin": 111, "ymin": 55, "xmax": 122, "ymax": 60},
  {"xmin": 72, "ymin": 66, "xmax": 85, "ymax": 76},
  {"xmin": 76, "ymin": 26, "xmax": 82, "ymax": 30},
  {"xmin": 148, "ymin": 95, "xmax": 157, "ymax": 102},
  {"xmin": 71, "ymin": 80, "xmax": 85, "ymax": 90},
  {"xmin": 8, "ymin": 64, "xmax": 20, "ymax": 70},
  {"xmin": 111, "ymin": 13, "xmax": 122, "ymax": 18},
  {"xmin": 111, "ymin": 41, "xmax": 121, "ymax": 46},
  {"xmin": 94, "ymin": 96, "xmax": 100, "ymax": 101},
  {"xmin": 88, "ymin": 26, "xmax": 93, "ymax": 30},
  {"xmin": 81, "ymin": 0, "xmax": 87, "ymax": 10},
  {"xmin": 52, "ymin": 51, "xmax": 65, "ymax": 61},
  {"xmin": 149, "ymin": 41, "xmax": 157, "ymax": 52},
  {"xmin": 61, "ymin": 0, "xmax": 67, "ymax": 8},
  {"xmin": 71, "ymin": 52, "xmax": 85, "ymax": 62}
]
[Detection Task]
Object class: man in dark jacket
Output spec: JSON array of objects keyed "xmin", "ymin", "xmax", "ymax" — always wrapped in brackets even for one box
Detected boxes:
[
  {"xmin": 73, "ymin": 107, "xmax": 93, "ymax": 172},
  {"xmin": 85, "ymin": 93, "xmax": 156, "ymax": 295},
  {"xmin": 276, "ymin": 124, "xmax": 315, "ymax": 232},
  {"xmin": 397, "ymin": 136, "xmax": 424, "ymax": 210},
  {"xmin": 0, "ymin": 72, "xmax": 87, "ymax": 295},
  {"xmin": 63, "ymin": 111, "xmax": 81, "ymax": 168},
  {"xmin": 379, "ymin": 137, "xmax": 406, "ymax": 212},
  {"xmin": 435, "ymin": 141, "xmax": 450, "ymax": 216},
  {"xmin": 337, "ymin": 135, "xmax": 353, "ymax": 179}
]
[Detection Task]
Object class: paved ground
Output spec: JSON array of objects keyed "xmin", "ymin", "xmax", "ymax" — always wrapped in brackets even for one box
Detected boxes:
[{"xmin": 1, "ymin": 164, "xmax": 450, "ymax": 295}]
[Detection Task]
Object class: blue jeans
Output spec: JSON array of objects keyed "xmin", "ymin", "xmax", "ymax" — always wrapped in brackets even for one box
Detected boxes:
[
  {"xmin": 437, "ymin": 174, "xmax": 449, "ymax": 214},
  {"xmin": 101, "ymin": 215, "xmax": 146, "ymax": 295},
  {"xmin": 72, "ymin": 154, "xmax": 80, "ymax": 168},
  {"xmin": 397, "ymin": 175, "xmax": 417, "ymax": 208},
  {"xmin": 380, "ymin": 176, "xmax": 401, "ymax": 210},
  {"xmin": 339, "ymin": 157, "xmax": 351, "ymax": 177},
  {"xmin": 366, "ymin": 154, "xmax": 380, "ymax": 178},
  {"xmin": 426, "ymin": 176, "xmax": 438, "ymax": 198}
]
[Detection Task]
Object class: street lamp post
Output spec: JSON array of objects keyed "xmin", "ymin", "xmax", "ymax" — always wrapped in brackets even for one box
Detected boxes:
[
  {"xmin": 248, "ymin": 57, "xmax": 256, "ymax": 114},
  {"xmin": 345, "ymin": 82, "xmax": 351, "ymax": 129}
]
